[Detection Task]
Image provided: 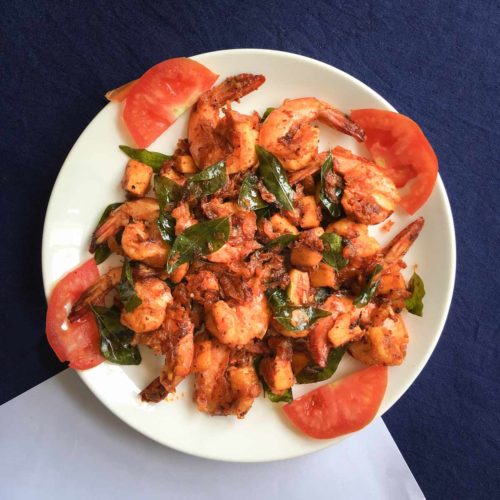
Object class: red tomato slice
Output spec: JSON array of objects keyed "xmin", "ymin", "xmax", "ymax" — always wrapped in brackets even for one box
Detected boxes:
[
  {"xmin": 283, "ymin": 366, "xmax": 387, "ymax": 439},
  {"xmin": 46, "ymin": 259, "xmax": 104, "ymax": 370},
  {"xmin": 105, "ymin": 79, "xmax": 138, "ymax": 102},
  {"xmin": 351, "ymin": 109, "xmax": 438, "ymax": 214},
  {"xmin": 122, "ymin": 57, "xmax": 218, "ymax": 148}
]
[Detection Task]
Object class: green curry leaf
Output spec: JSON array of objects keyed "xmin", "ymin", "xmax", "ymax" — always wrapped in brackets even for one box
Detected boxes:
[
  {"xmin": 256, "ymin": 145, "xmax": 295, "ymax": 211},
  {"xmin": 353, "ymin": 264, "xmax": 383, "ymax": 308},
  {"xmin": 238, "ymin": 174, "xmax": 269, "ymax": 210},
  {"xmin": 186, "ymin": 160, "xmax": 227, "ymax": 198},
  {"xmin": 166, "ymin": 217, "xmax": 230, "ymax": 273},
  {"xmin": 296, "ymin": 347, "xmax": 346, "ymax": 384},
  {"xmin": 405, "ymin": 272, "xmax": 425, "ymax": 316},
  {"xmin": 119, "ymin": 145, "xmax": 172, "ymax": 173},
  {"xmin": 260, "ymin": 107, "xmax": 275, "ymax": 122},
  {"xmin": 91, "ymin": 305, "xmax": 141, "ymax": 365},
  {"xmin": 154, "ymin": 175, "xmax": 183, "ymax": 210},
  {"xmin": 93, "ymin": 202, "xmax": 123, "ymax": 264},
  {"xmin": 117, "ymin": 259, "xmax": 142, "ymax": 312},
  {"xmin": 266, "ymin": 288, "xmax": 331, "ymax": 331},
  {"xmin": 263, "ymin": 233, "xmax": 299, "ymax": 250},
  {"xmin": 321, "ymin": 232, "xmax": 348, "ymax": 271},
  {"xmin": 319, "ymin": 152, "xmax": 344, "ymax": 218}
]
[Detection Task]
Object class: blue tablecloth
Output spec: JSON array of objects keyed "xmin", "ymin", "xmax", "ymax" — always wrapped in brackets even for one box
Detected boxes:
[{"xmin": 1, "ymin": 1, "xmax": 498, "ymax": 497}]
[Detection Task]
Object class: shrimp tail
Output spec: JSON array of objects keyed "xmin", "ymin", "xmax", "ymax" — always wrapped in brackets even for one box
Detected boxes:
[
  {"xmin": 68, "ymin": 267, "xmax": 122, "ymax": 322},
  {"xmin": 318, "ymin": 108, "xmax": 366, "ymax": 142},
  {"xmin": 208, "ymin": 74, "xmax": 265, "ymax": 107},
  {"xmin": 383, "ymin": 217, "xmax": 425, "ymax": 265}
]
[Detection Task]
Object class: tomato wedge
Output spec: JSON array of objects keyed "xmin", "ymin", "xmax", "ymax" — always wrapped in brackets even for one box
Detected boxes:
[
  {"xmin": 351, "ymin": 109, "xmax": 438, "ymax": 214},
  {"xmin": 122, "ymin": 57, "xmax": 218, "ymax": 148},
  {"xmin": 283, "ymin": 366, "xmax": 387, "ymax": 439},
  {"xmin": 46, "ymin": 259, "xmax": 104, "ymax": 370}
]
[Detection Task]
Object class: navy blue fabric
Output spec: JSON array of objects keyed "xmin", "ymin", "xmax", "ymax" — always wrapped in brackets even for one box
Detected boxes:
[{"xmin": 1, "ymin": 1, "xmax": 498, "ymax": 497}]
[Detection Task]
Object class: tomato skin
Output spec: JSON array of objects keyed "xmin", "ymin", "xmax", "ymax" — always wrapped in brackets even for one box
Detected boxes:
[
  {"xmin": 105, "ymin": 79, "xmax": 138, "ymax": 102},
  {"xmin": 46, "ymin": 259, "xmax": 104, "ymax": 370},
  {"xmin": 122, "ymin": 57, "xmax": 218, "ymax": 148},
  {"xmin": 283, "ymin": 366, "xmax": 387, "ymax": 439},
  {"xmin": 351, "ymin": 109, "xmax": 438, "ymax": 214}
]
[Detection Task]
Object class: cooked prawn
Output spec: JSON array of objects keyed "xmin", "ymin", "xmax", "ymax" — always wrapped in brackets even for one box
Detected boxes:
[
  {"xmin": 205, "ymin": 283, "xmax": 271, "ymax": 346},
  {"xmin": 121, "ymin": 221, "xmax": 169, "ymax": 268},
  {"xmin": 259, "ymin": 98, "xmax": 365, "ymax": 171},
  {"xmin": 172, "ymin": 202, "xmax": 197, "ymax": 236},
  {"xmin": 188, "ymin": 73, "xmax": 265, "ymax": 169},
  {"xmin": 69, "ymin": 267, "xmax": 122, "ymax": 322},
  {"xmin": 332, "ymin": 147, "xmax": 400, "ymax": 225},
  {"xmin": 120, "ymin": 278, "xmax": 172, "ymax": 334},
  {"xmin": 92, "ymin": 198, "xmax": 159, "ymax": 249},
  {"xmin": 159, "ymin": 304, "xmax": 194, "ymax": 393},
  {"xmin": 206, "ymin": 210, "xmax": 261, "ymax": 263}
]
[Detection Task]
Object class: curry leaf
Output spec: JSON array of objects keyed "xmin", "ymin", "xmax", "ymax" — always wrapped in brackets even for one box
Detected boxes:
[
  {"xmin": 93, "ymin": 202, "xmax": 123, "ymax": 264},
  {"xmin": 91, "ymin": 305, "xmax": 141, "ymax": 365},
  {"xmin": 353, "ymin": 264, "xmax": 383, "ymax": 308},
  {"xmin": 264, "ymin": 233, "xmax": 299, "ymax": 250},
  {"xmin": 238, "ymin": 174, "xmax": 269, "ymax": 210},
  {"xmin": 154, "ymin": 175, "xmax": 183, "ymax": 210},
  {"xmin": 119, "ymin": 145, "xmax": 171, "ymax": 173},
  {"xmin": 261, "ymin": 107, "xmax": 275, "ymax": 122},
  {"xmin": 319, "ymin": 152, "xmax": 344, "ymax": 218},
  {"xmin": 296, "ymin": 347, "xmax": 346, "ymax": 384},
  {"xmin": 266, "ymin": 288, "xmax": 331, "ymax": 331},
  {"xmin": 256, "ymin": 146, "xmax": 295, "ymax": 211},
  {"xmin": 166, "ymin": 217, "xmax": 230, "ymax": 273},
  {"xmin": 321, "ymin": 232, "xmax": 348, "ymax": 271},
  {"xmin": 314, "ymin": 287, "xmax": 331, "ymax": 304},
  {"xmin": 156, "ymin": 212, "xmax": 176, "ymax": 244},
  {"xmin": 405, "ymin": 272, "xmax": 425, "ymax": 316},
  {"xmin": 117, "ymin": 259, "xmax": 142, "ymax": 312},
  {"xmin": 186, "ymin": 160, "xmax": 227, "ymax": 198}
]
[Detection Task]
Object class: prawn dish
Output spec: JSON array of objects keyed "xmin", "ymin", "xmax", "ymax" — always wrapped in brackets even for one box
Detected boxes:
[{"xmin": 48, "ymin": 70, "xmax": 431, "ymax": 423}]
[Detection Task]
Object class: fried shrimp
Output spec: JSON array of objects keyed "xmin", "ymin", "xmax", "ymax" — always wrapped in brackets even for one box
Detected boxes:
[
  {"xmin": 205, "ymin": 281, "xmax": 271, "ymax": 347},
  {"xmin": 188, "ymin": 73, "xmax": 265, "ymax": 169},
  {"xmin": 69, "ymin": 267, "xmax": 122, "ymax": 322},
  {"xmin": 121, "ymin": 221, "xmax": 169, "ymax": 268},
  {"xmin": 259, "ymin": 97, "xmax": 365, "ymax": 171},
  {"xmin": 332, "ymin": 146, "xmax": 400, "ymax": 225},
  {"xmin": 120, "ymin": 278, "xmax": 172, "ymax": 334},
  {"xmin": 92, "ymin": 198, "xmax": 159, "ymax": 249}
]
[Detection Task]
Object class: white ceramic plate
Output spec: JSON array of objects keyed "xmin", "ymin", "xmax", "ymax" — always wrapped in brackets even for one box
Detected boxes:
[{"xmin": 42, "ymin": 49, "xmax": 456, "ymax": 462}]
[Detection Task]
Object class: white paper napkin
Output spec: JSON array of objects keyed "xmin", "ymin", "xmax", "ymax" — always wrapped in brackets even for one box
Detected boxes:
[{"xmin": 0, "ymin": 369, "xmax": 423, "ymax": 500}]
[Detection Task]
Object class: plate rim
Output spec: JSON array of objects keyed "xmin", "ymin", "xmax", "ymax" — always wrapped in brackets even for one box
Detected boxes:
[{"xmin": 41, "ymin": 47, "xmax": 457, "ymax": 462}]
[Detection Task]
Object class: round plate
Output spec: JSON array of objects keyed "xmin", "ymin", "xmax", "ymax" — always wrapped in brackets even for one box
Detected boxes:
[{"xmin": 42, "ymin": 49, "xmax": 456, "ymax": 462}]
